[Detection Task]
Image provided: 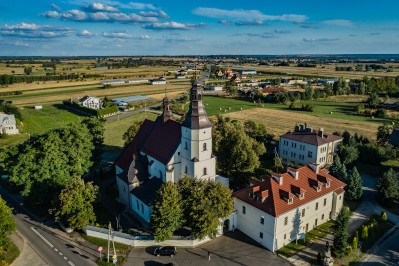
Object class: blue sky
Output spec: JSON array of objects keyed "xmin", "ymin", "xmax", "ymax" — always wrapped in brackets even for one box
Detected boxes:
[{"xmin": 0, "ymin": 0, "xmax": 398, "ymax": 56}]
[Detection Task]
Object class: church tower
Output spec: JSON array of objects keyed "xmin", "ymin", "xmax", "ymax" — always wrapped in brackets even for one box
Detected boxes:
[
  {"xmin": 161, "ymin": 89, "xmax": 173, "ymax": 123},
  {"xmin": 180, "ymin": 80, "xmax": 216, "ymax": 181}
]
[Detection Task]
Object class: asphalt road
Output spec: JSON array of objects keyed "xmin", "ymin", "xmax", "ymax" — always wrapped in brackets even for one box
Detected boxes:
[
  {"xmin": 0, "ymin": 186, "xmax": 97, "ymax": 266},
  {"xmin": 361, "ymin": 227, "xmax": 399, "ymax": 265}
]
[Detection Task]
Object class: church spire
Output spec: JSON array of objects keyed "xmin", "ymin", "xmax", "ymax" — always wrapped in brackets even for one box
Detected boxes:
[
  {"xmin": 161, "ymin": 88, "xmax": 173, "ymax": 123},
  {"xmin": 181, "ymin": 80, "xmax": 212, "ymax": 129}
]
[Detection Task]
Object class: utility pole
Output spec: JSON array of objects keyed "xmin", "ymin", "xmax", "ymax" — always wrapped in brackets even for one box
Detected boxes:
[{"xmin": 107, "ymin": 222, "xmax": 111, "ymax": 262}]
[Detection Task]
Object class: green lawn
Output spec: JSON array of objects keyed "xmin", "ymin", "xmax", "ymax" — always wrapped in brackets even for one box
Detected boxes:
[
  {"xmin": 0, "ymin": 134, "xmax": 28, "ymax": 150},
  {"xmin": 0, "ymin": 240, "xmax": 20, "ymax": 264},
  {"xmin": 277, "ymin": 220, "xmax": 335, "ymax": 258},
  {"xmin": 103, "ymin": 112, "xmax": 157, "ymax": 153},
  {"xmin": 202, "ymin": 96, "xmax": 257, "ymax": 116},
  {"xmin": 21, "ymin": 104, "xmax": 86, "ymax": 136}
]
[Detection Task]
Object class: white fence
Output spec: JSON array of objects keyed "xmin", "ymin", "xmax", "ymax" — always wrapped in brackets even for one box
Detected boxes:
[{"xmin": 83, "ymin": 225, "xmax": 214, "ymax": 247}]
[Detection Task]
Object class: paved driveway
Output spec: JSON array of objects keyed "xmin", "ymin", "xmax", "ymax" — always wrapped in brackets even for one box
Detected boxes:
[{"xmin": 126, "ymin": 230, "xmax": 289, "ymax": 266}]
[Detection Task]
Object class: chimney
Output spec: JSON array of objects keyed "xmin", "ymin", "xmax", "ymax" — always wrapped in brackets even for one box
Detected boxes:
[
  {"xmin": 287, "ymin": 167, "xmax": 299, "ymax": 179},
  {"xmin": 308, "ymin": 162, "xmax": 320, "ymax": 173},
  {"xmin": 299, "ymin": 124, "xmax": 304, "ymax": 131},
  {"xmin": 318, "ymin": 128, "xmax": 324, "ymax": 138},
  {"xmin": 272, "ymin": 173, "xmax": 283, "ymax": 185},
  {"xmin": 294, "ymin": 125, "xmax": 300, "ymax": 132}
]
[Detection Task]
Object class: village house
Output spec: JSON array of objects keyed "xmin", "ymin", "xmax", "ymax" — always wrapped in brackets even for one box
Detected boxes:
[
  {"xmin": 71, "ymin": 95, "xmax": 102, "ymax": 109},
  {"xmin": 114, "ymin": 80, "xmax": 228, "ymax": 223},
  {"xmin": 224, "ymin": 68, "xmax": 233, "ymax": 75},
  {"xmin": 150, "ymin": 77, "xmax": 167, "ymax": 85},
  {"xmin": 216, "ymin": 70, "xmax": 224, "ymax": 77},
  {"xmin": 230, "ymin": 75, "xmax": 241, "ymax": 83},
  {"xmin": 278, "ymin": 124, "xmax": 343, "ymax": 167},
  {"xmin": 232, "ymin": 163, "xmax": 345, "ymax": 251},
  {"xmin": 0, "ymin": 113, "xmax": 19, "ymax": 135}
]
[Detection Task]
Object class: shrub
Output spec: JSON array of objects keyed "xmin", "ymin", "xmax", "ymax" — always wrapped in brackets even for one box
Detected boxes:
[
  {"xmin": 361, "ymin": 225, "xmax": 368, "ymax": 240},
  {"xmin": 352, "ymin": 236, "xmax": 358, "ymax": 250},
  {"xmin": 374, "ymin": 109, "xmax": 387, "ymax": 118},
  {"xmin": 381, "ymin": 211, "xmax": 387, "ymax": 221},
  {"xmin": 347, "ymin": 245, "xmax": 352, "ymax": 255}
]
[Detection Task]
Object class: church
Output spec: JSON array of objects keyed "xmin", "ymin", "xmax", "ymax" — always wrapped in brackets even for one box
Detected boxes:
[{"xmin": 115, "ymin": 80, "xmax": 227, "ymax": 223}]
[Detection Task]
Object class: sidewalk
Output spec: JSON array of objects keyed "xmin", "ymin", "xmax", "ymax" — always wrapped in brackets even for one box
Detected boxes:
[{"xmin": 10, "ymin": 230, "xmax": 48, "ymax": 266}]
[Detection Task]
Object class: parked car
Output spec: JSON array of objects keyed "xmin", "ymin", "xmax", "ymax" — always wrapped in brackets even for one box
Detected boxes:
[{"xmin": 153, "ymin": 246, "xmax": 177, "ymax": 257}]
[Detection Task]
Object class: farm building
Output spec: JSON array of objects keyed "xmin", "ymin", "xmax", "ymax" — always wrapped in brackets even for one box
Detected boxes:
[
  {"xmin": 0, "ymin": 113, "xmax": 19, "ymax": 135},
  {"xmin": 239, "ymin": 70, "xmax": 257, "ymax": 75},
  {"xmin": 126, "ymin": 78, "xmax": 149, "ymax": 83},
  {"xmin": 150, "ymin": 78, "xmax": 167, "ymax": 85},
  {"xmin": 205, "ymin": 85, "xmax": 223, "ymax": 91},
  {"xmin": 100, "ymin": 80, "xmax": 125, "ymax": 85},
  {"xmin": 111, "ymin": 95, "xmax": 154, "ymax": 106}
]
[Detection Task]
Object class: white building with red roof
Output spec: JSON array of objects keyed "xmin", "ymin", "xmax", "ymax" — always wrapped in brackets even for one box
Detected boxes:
[
  {"xmin": 114, "ymin": 81, "xmax": 226, "ymax": 223},
  {"xmin": 232, "ymin": 162, "xmax": 345, "ymax": 251},
  {"xmin": 278, "ymin": 124, "xmax": 343, "ymax": 167}
]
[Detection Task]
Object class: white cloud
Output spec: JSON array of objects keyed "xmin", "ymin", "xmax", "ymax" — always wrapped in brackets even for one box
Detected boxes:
[
  {"xmin": 139, "ymin": 10, "xmax": 169, "ymax": 18},
  {"xmin": 303, "ymin": 38, "xmax": 339, "ymax": 42},
  {"xmin": 13, "ymin": 41, "xmax": 30, "ymax": 47},
  {"xmin": 122, "ymin": 2, "xmax": 156, "ymax": 10},
  {"xmin": 275, "ymin": 29, "xmax": 291, "ymax": 34},
  {"xmin": 83, "ymin": 3, "xmax": 119, "ymax": 12},
  {"xmin": 192, "ymin": 7, "xmax": 308, "ymax": 23},
  {"xmin": 0, "ymin": 23, "xmax": 72, "ymax": 38},
  {"xmin": 219, "ymin": 20, "xmax": 230, "ymax": 25},
  {"xmin": 42, "ymin": 9, "xmax": 157, "ymax": 23},
  {"xmin": 77, "ymin": 29, "xmax": 96, "ymax": 37},
  {"xmin": 143, "ymin": 21, "xmax": 206, "ymax": 30},
  {"xmin": 235, "ymin": 21, "xmax": 266, "ymax": 26},
  {"xmin": 102, "ymin": 31, "xmax": 133, "ymax": 38},
  {"xmin": 323, "ymin": 19, "xmax": 354, "ymax": 27},
  {"xmin": 137, "ymin": 34, "xmax": 151, "ymax": 39},
  {"xmin": 51, "ymin": 3, "xmax": 62, "ymax": 11}
]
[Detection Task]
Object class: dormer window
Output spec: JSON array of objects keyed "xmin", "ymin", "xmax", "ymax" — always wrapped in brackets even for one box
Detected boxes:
[
  {"xmin": 299, "ymin": 192, "xmax": 305, "ymax": 199},
  {"xmin": 315, "ymin": 185, "xmax": 322, "ymax": 191},
  {"xmin": 287, "ymin": 197, "xmax": 293, "ymax": 203},
  {"xmin": 325, "ymin": 181, "xmax": 331, "ymax": 187}
]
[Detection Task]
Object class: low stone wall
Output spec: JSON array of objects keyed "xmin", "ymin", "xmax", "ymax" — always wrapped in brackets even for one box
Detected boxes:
[{"xmin": 83, "ymin": 225, "xmax": 213, "ymax": 247}]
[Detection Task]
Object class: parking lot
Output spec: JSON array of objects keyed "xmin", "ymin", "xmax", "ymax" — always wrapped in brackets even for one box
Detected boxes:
[{"xmin": 126, "ymin": 230, "xmax": 289, "ymax": 265}]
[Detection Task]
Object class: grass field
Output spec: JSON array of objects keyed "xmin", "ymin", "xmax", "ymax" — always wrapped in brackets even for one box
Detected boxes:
[{"xmin": 103, "ymin": 112, "xmax": 158, "ymax": 153}]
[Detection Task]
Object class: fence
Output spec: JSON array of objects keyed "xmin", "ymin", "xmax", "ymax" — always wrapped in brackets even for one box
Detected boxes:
[{"xmin": 83, "ymin": 225, "xmax": 214, "ymax": 247}]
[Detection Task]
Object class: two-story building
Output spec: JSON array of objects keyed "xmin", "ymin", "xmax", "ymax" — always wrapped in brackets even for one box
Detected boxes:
[
  {"xmin": 232, "ymin": 162, "xmax": 345, "ymax": 251},
  {"xmin": 0, "ymin": 113, "xmax": 19, "ymax": 135},
  {"xmin": 279, "ymin": 124, "xmax": 343, "ymax": 167}
]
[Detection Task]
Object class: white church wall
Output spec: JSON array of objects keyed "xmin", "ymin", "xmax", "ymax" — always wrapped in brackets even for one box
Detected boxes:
[{"xmin": 130, "ymin": 193, "xmax": 152, "ymax": 223}]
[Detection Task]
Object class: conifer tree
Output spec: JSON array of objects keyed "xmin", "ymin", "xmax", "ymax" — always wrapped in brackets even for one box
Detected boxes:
[
  {"xmin": 329, "ymin": 155, "xmax": 342, "ymax": 177},
  {"xmin": 376, "ymin": 168, "xmax": 399, "ymax": 204},
  {"xmin": 333, "ymin": 208, "xmax": 350, "ymax": 257},
  {"xmin": 346, "ymin": 167, "xmax": 363, "ymax": 200}
]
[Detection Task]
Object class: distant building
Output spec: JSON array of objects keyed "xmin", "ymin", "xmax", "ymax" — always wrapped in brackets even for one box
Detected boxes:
[
  {"xmin": 175, "ymin": 75, "xmax": 186, "ymax": 79},
  {"xmin": 72, "ymin": 95, "xmax": 102, "ymax": 110},
  {"xmin": 239, "ymin": 70, "xmax": 257, "ymax": 75},
  {"xmin": 205, "ymin": 85, "xmax": 223, "ymax": 91},
  {"xmin": 150, "ymin": 78, "xmax": 167, "ymax": 85},
  {"xmin": 126, "ymin": 78, "xmax": 149, "ymax": 83},
  {"xmin": 232, "ymin": 163, "xmax": 345, "ymax": 251},
  {"xmin": 230, "ymin": 75, "xmax": 241, "ymax": 83},
  {"xmin": 278, "ymin": 124, "xmax": 343, "ymax": 167},
  {"xmin": 0, "ymin": 113, "xmax": 19, "ymax": 135},
  {"xmin": 216, "ymin": 70, "xmax": 224, "ymax": 77},
  {"xmin": 224, "ymin": 68, "xmax": 233, "ymax": 74},
  {"xmin": 99, "ymin": 80, "xmax": 125, "ymax": 85},
  {"xmin": 111, "ymin": 95, "xmax": 154, "ymax": 106}
]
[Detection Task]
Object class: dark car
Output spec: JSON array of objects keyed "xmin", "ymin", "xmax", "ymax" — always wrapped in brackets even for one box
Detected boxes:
[{"xmin": 153, "ymin": 246, "xmax": 177, "ymax": 257}]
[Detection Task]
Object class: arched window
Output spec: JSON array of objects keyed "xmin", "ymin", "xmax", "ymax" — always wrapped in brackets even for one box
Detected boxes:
[
  {"xmin": 203, "ymin": 167, "xmax": 207, "ymax": 176},
  {"xmin": 203, "ymin": 143, "xmax": 207, "ymax": 151}
]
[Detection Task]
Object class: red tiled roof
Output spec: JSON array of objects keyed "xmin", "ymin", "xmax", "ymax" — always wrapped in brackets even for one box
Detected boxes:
[
  {"xmin": 280, "ymin": 130, "xmax": 342, "ymax": 146},
  {"xmin": 259, "ymin": 88, "xmax": 284, "ymax": 94},
  {"xmin": 140, "ymin": 116, "xmax": 182, "ymax": 165},
  {"xmin": 115, "ymin": 119, "xmax": 154, "ymax": 169},
  {"xmin": 335, "ymin": 188, "xmax": 345, "ymax": 195},
  {"xmin": 233, "ymin": 166, "xmax": 346, "ymax": 217},
  {"xmin": 115, "ymin": 116, "xmax": 182, "ymax": 168}
]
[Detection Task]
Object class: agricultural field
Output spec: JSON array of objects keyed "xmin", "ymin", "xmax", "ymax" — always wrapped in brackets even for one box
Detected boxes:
[
  {"xmin": 226, "ymin": 108, "xmax": 379, "ymax": 140},
  {"xmin": 103, "ymin": 111, "xmax": 157, "ymax": 154}
]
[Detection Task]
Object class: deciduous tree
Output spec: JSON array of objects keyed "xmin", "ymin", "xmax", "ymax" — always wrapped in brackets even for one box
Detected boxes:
[
  {"xmin": 50, "ymin": 176, "xmax": 98, "ymax": 230},
  {"xmin": 376, "ymin": 168, "xmax": 399, "ymax": 204},
  {"xmin": 0, "ymin": 195, "xmax": 15, "ymax": 248},
  {"xmin": 151, "ymin": 182, "xmax": 184, "ymax": 242},
  {"xmin": 122, "ymin": 121, "xmax": 144, "ymax": 146}
]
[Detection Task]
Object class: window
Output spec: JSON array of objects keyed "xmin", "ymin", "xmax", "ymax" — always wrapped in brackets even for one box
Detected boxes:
[
  {"xmin": 203, "ymin": 167, "xmax": 207, "ymax": 176},
  {"xmin": 308, "ymin": 151, "xmax": 313, "ymax": 158},
  {"xmin": 242, "ymin": 206, "xmax": 246, "ymax": 214},
  {"xmin": 141, "ymin": 204, "xmax": 144, "ymax": 214},
  {"xmin": 260, "ymin": 232, "xmax": 263, "ymax": 239},
  {"xmin": 185, "ymin": 142, "xmax": 188, "ymax": 149},
  {"xmin": 324, "ymin": 198, "xmax": 327, "ymax": 206},
  {"xmin": 315, "ymin": 202, "xmax": 319, "ymax": 211},
  {"xmin": 185, "ymin": 166, "xmax": 188, "ymax": 174},
  {"xmin": 284, "ymin": 234, "xmax": 287, "ymax": 240},
  {"xmin": 203, "ymin": 143, "xmax": 207, "ymax": 151},
  {"xmin": 284, "ymin": 217, "xmax": 288, "ymax": 226},
  {"xmin": 315, "ymin": 219, "xmax": 318, "ymax": 226},
  {"xmin": 339, "ymin": 195, "xmax": 342, "ymax": 200},
  {"xmin": 322, "ymin": 214, "xmax": 325, "ymax": 220},
  {"xmin": 136, "ymin": 200, "xmax": 139, "ymax": 209},
  {"xmin": 302, "ymin": 209, "xmax": 305, "ymax": 217},
  {"xmin": 260, "ymin": 216, "xmax": 264, "ymax": 224}
]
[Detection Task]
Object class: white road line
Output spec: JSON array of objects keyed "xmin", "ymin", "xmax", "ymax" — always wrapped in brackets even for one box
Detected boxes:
[
  {"xmin": 55, "ymin": 248, "xmax": 58, "ymax": 251},
  {"xmin": 59, "ymin": 252, "xmax": 63, "ymax": 256},
  {"xmin": 30, "ymin": 227, "xmax": 54, "ymax": 248},
  {"xmin": 68, "ymin": 261, "xmax": 75, "ymax": 266},
  {"xmin": 64, "ymin": 257, "xmax": 67, "ymax": 260}
]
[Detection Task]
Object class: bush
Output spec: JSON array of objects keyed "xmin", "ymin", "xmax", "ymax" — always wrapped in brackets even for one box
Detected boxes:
[
  {"xmin": 361, "ymin": 225, "xmax": 368, "ymax": 240},
  {"xmin": 381, "ymin": 211, "xmax": 387, "ymax": 221},
  {"xmin": 374, "ymin": 109, "xmax": 387, "ymax": 118},
  {"xmin": 352, "ymin": 236, "xmax": 358, "ymax": 250}
]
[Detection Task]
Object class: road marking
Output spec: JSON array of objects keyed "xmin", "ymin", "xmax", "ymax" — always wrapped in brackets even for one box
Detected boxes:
[
  {"xmin": 30, "ymin": 227, "xmax": 54, "ymax": 248},
  {"xmin": 68, "ymin": 262, "xmax": 75, "ymax": 266},
  {"xmin": 54, "ymin": 248, "xmax": 58, "ymax": 251},
  {"xmin": 64, "ymin": 257, "xmax": 67, "ymax": 260},
  {"xmin": 59, "ymin": 252, "xmax": 63, "ymax": 256}
]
